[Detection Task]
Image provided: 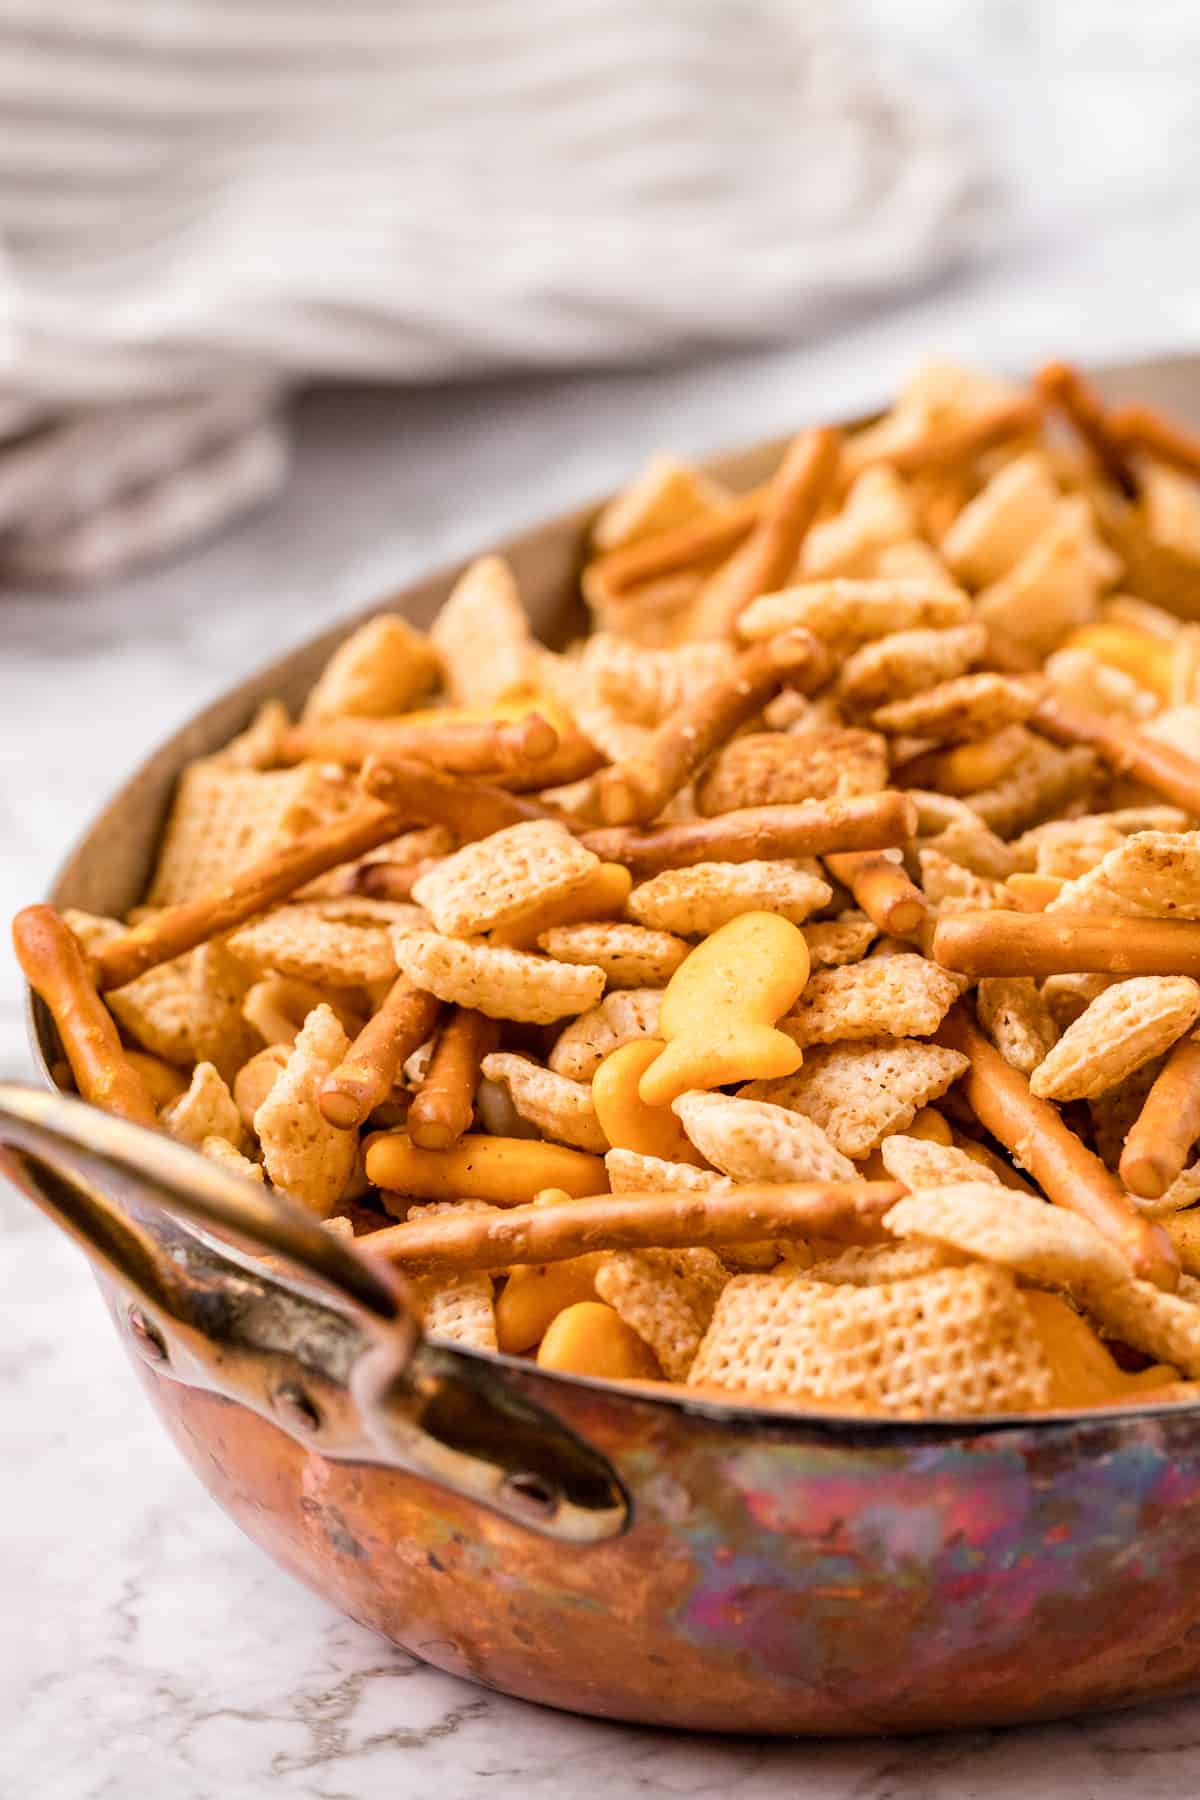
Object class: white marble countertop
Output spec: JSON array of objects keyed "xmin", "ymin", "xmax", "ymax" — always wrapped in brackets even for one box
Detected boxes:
[{"xmin": 8, "ymin": 7, "xmax": 1200, "ymax": 1795}]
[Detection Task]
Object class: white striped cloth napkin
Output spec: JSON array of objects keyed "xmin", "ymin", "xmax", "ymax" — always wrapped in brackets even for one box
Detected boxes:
[{"xmin": 0, "ymin": 0, "xmax": 991, "ymax": 582}]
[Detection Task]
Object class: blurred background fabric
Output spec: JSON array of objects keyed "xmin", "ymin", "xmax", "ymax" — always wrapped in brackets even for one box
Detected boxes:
[{"xmin": 0, "ymin": 0, "xmax": 991, "ymax": 582}]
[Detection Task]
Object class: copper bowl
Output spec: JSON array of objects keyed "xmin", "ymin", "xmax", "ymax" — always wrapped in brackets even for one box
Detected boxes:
[{"xmin": 7, "ymin": 354, "xmax": 1200, "ymax": 1736}]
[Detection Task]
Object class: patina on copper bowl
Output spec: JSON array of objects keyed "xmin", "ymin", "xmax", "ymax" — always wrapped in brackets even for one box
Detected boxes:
[{"xmin": 6, "ymin": 355, "xmax": 1200, "ymax": 1737}]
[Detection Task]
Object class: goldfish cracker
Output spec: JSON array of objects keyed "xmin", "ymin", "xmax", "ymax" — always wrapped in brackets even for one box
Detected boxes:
[
  {"xmin": 638, "ymin": 912, "xmax": 810, "ymax": 1108},
  {"xmin": 592, "ymin": 1039, "xmax": 704, "ymax": 1163},
  {"xmin": 1024, "ymin": 1289, "xmax": 1178, "ymax": 1407},
  {"xmin": 1062, "ymin": 622, "xmax": 1174, "ymax": 700},
  {"xmin": 496, "ymin": 1256, "xmax": 605, "ymax": 1352},
  {"xmin": 1004, "ymin": 873, "xmax": 1065, "ymax": 912},
  {"xmin": 489, "ymin": 863, "xmax": 633, "ymax": 951},
  {"xmin": 907, "ymin": 1107, "xmax": 954, "ymax": 1147},
  {"xmin": 536, "ymin": 1301, "xmax": 661, "ymax": 1379},
  {"xmin": 364, "ymin": 1131, "xmax": 606, "ymax": 1203}
]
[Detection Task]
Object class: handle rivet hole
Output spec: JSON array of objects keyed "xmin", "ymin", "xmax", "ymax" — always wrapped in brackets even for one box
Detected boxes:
[
  {"xmin": 274, "ymin": 1382, "xmax": 321, "ymax": 1434},
  {"xmin": 500, "ymin": 1470, "xmax": 559, "ymax": 1518},
  {"xmin": 127, "ymin": 1307, "xmax": 167, "ymax": 1364}
]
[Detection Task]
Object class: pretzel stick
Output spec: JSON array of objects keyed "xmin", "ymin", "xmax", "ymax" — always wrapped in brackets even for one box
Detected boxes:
[
  {"xmin": 687, "ymin": 427, "xmax": 842, "ymax": 639},
  {"xmin": 594, "ymin": 628, "xmax": 832, "ymax": 825},
  {"xmin": 407, "ymin": 1007, "xmax": 499, "ymax": 1150},
  {"xmin": 932, "ymin": 910, "xmax": 1200, "ymax": 979},
  {"xmin": 319, "ymin": 978, "xmax": 442, "ymax": 1130},
  {"xmin": 361, "ymin": 757, "xmax": 561, "ymax": 838},
  {"xmin": 582, "ymin": 790, "xmax": 916, "ymax": 876},
  {"xmin": 824, "ymin": 850, "xmax": 927, "ymax": 936},
  {"xmin": 587, "ymin": 487, "xmax": 768, "ymax": 595},
  {"xmin": 1119, "ymin": 1036, "xmax": 1200, "ymax": 1200},
  {"xmin": 363, "ymin": 1181, "xmax": 903, "ymax": 1271},
  {"xmin": 1034, "ymin": 693, "xmax": 1200, "ymax": 815},
  {"xmin": 1108, "ymin": 401, "xmax": 1200, "ymax": 478},
  {"xmin": 936, "ymin": 1002, "xmax": 1178, "ymax": 1289},
  {"xmin": 13, "ymin": 905, "xmax": 158, "ymax": 1125},
  {"xmin": 874, "ymin": 396, "xmax": 1041, "ymax": 476},
  {"xmin": 1034, "ymin": 361, "xmax": 1137, "ymax": 494},
  {"xmin": 90, "ymin": 801, "xmax": 410, "ymax": 993},
  {"xmin": 280, "ymin": 712, "xmax": 558, "ymax": 779}
]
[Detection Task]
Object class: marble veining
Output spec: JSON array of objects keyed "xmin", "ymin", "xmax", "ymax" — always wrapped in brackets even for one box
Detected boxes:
[{"xmin": 7, "ymin": 6, "xmax": 1200, "ymax": 1790}]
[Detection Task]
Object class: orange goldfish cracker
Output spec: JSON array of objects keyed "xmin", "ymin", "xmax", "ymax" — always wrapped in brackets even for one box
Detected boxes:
[
  {"xmin": 489, "ymin": 862, "xmax": 632, "ymax": 950},
  {"xmin": 536, "ymin": 1302, "xmax": 663, "ymax": 1380},
  {"xmin": 1061, "ymin": 622, "xmax": 1174, "ymax": 700},
  {"xmin": 591, "ymin": 1039, "xmax": 702, "ymax": 1164},
  {"xmin": 365, "ymin": 1131, "xmax": 606, "ymax": 1203},
  {"xmin": 638, "ymin": 912, "xmax": 810, "ymax": 1108},
  {"xmin": 495, "ymin": 1257, "xmax": 605, "ymax": 1352},
  {"xmin": 1004, "ymin": 873, "xmax": 1065, "ymax": 912},
  {"xmin": 1023, "ymin": 1290, "xmax": 1178, "ymax": 1407}
]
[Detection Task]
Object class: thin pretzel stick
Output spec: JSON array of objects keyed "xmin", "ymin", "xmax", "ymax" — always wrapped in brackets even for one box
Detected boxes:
[
  {"xmin": 932, "ymin": 909, "xmax": 1200, "ymax": 980},
  {"xmin": 13, "ymin": 906, "xmax": 158, "ymax": 1125},
  {"xmin": 871, "ymin": 396, "xmax": 1042, "ymax": 477},
  {"xmin": 363, "ymin": 1181, "xmax": 903, "ymax": 1271},
  {"xmin": 1034, "ymin": 693, "xmax": 1200, "ymax": 814},
  {"xmin": 1108, "ymin": 401, "xmax": 1200, "ymax": 478},
  {"xmin": 318, "ymin": 978, "xmax": 442, "ymax": 1130},
  {"xmin": 280, "ymin": 712, "xmax": 558, "ymax": 779},
  {"xmin": 587, "ymin": 487, "xmax": 768, "ymax": 596},
  {"xmin": 582, "ymin": 790, "xmax": 916, "ymax": 876},
  {"xmin": 1034, "ymin": 362, "xmax": 1137, "ymax": 494},
  {"xmin": 936, "ymin": 1002, "xmax": 1178, "ymax": 1289},
  {"xmin": 90, "ymin": 801, "xmax": 409, "ymax": 994},
  {"xmin": 1119, "ymin": 1035, "xmax": 1200, "ymax": 1200},
  {"xmin": 361, "ymin": 757, "xmax": 562, "ymax": 839},
  {"xmin": 687, "ymin": 428, "xmax": 842, "ymax": 639},
  {"xmin": 824, "ymin": 850, "xmax": 927, "ymax": 936},
  {"xmin": 593, "ymin": 628, "xmax": 832, "ymax": 826},
  {"xmin": 407, "ymin": 1007, "xmax": 499, "ymax": 1150}
]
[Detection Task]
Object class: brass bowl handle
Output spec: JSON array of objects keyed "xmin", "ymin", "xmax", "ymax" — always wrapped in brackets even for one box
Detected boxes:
[{"xmin": 0, "ymin": 1082, "xmax": 627, "ymax": 1542}]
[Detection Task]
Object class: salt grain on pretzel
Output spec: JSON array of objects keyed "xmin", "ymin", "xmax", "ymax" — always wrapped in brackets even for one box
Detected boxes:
[
  {"xmin": 593, "ymin": 627, "xmax": 831, "ymax": 825},
  {"xmin": 935, "ymin": 1002, "xmax": 1178, "ymax": 1288},
  {"xmin": 365, "ymin": 1181, "xmax": 901, "ymax": 1272}
]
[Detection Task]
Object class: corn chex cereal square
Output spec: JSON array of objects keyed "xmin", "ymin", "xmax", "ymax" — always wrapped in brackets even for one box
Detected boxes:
[
  {"xmin": 432, "ymin": 556, "xmax": 539, "ymax": 707},
  {"xmin": 627, "ymin": 860, "xmax": 831, "ymax": 936},
  {"xmin": 689, "ymin": 1264, "xmax": 1053, "ymax": 1412},
  {"xmin": 412, "ymin": 822, "xmax": 600, "ymax": 938},
  {"xmin": 880, "ymin": 1134, "xmax": 1004, "ymax": 1191},
  {"xmin": 975, "ymin": 977, "xmax": 1058, "ymax": 1076},
  {"xmin": 740, "ymin": 1039, "xmax": 969, "ymax": 1159},
  {"xmin": 253, "ymin": 1004, "xmax": 358, "ymax": 1216},
  {"xmin": 780, "ymin": 955, "xmax": 960, "ymax": 1048},
  {"xmin": 480, "ymin": 1052, "xmax": 607, "ymax": 1152},
  {"xmin": 595, "ymin": 1248, "xmax": 728, "ymax": 1381},
  {"xmin": 673, "ymin": 1091, "xmax": 855, "ymax": 1183},
  {"xmin": 189, "ymin": 938, "xmax": 261, "ymax": 1085},
  {"xmin": 226, "ymin": 909, "xmax": 397, "ymax": 988},
  {"xmin": 1084, "ymin": 1278, "xmax": 1200, "ymax": 1380},
  {"xmin": 302, "ymin": 614, "xmax": 440, "ymax": 721},
  {"xmin": 872, "ymin": 673, "xmax": 1038, "ymax": 744},
  {"xmin": 548, "ymin": 991, "xmax": 662, "ymax": 1081},
  {"xmin": 965, "ymin": 741, "xmax": 1096, "ymax": 839},
  {"xmin": 1029, "ymin": 977, "xmax": 1200, "ymax": 1103},
  {"xmin": 837, "ymin": 621, "xmax": 986, "ymax": 709},
  {"xmin": 538, "ymin": 921, "xmax": 688, "ymax": 988},
  {"xmin": 591, "ymin": 454, "xmax": 728, "ymax": 552},
  {"xmin": 695, "ymin": 729, "xmax": 886, "ymax": 815},
  {"xmin": 603, "ymin": 1147, "xmax": 725, "ymax": 1194},
  {"xmin": 411, "ymin": 1271, "xmax": 497, "ymax": 1352},
  {"xmin": 803, "ymin": 914, "xmax": 878, "ymax": 968},
  {"xmin": 737, "ymin": 579, "xmax": 969, "ymax": 649},
  {"xmin": 201, "ymin": 1135, "xmax": 264, "ymax": 1183},
  {"xmin": 393, "ymin": 929, "xmax": 605, "ymax": 1025},
  {"xmin": 806, "ymin": 1242, "xmax": 962, "ymax": 1285},
  {"xmin": 161, "ymin": 1062, "xmax": 244, "ymax": 1149},
  {"xmin": 148, "ymin": 762, "xmax": 355, "ymax": 907},
  {"xmin": 883, "ymin": 1182, "xmax": 1130, "ymax": 1291}
]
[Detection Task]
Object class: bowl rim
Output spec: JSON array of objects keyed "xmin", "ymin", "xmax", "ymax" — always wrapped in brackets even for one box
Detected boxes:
[{"xmin": 30, "ymin": 348, "xmax": 1200, "ymax": 1438}]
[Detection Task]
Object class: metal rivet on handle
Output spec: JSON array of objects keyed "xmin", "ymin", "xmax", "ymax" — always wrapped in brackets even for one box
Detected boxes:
[
  {"xmin": 498, "ymin": 1470, "xmax": 559, "ymax": 1520},
  {"xmin": 273, "ymin": 1382, "xmax": 321, "ymax": 1434},
  {"xmin": 127, "ymin": 1307, "xmax": 167, "ymax": 1364}
]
